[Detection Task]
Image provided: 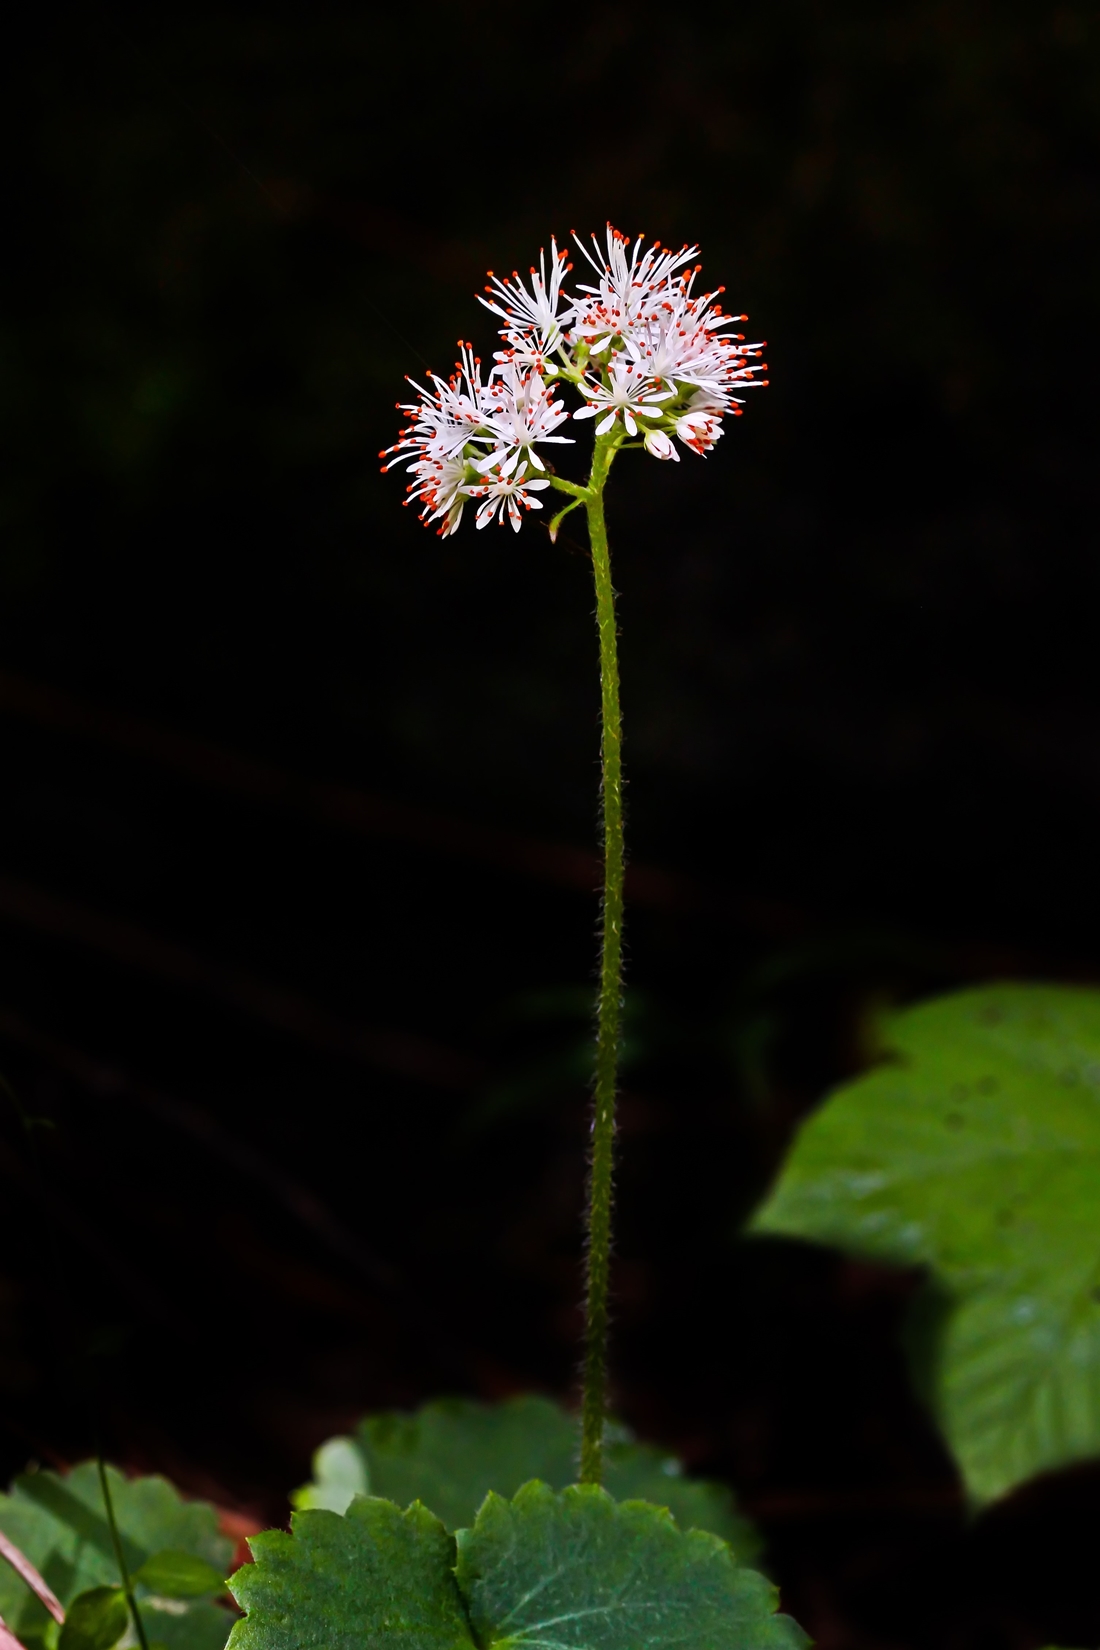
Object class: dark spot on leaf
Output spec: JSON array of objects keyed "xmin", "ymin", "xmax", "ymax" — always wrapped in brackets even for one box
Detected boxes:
[
  {"xmin": 977, "ymin": 1076, "xmax": 999, "ymax": 1095},
  {"xmin": 945, "ymin": 1112, "xmax": 964, "ymax": 1129},
  {"xmin": 1091, "ymin": 1286, "xmax": 1100, "ymax": 1304},
  {"xmin": 979, "ymin": 1005, "xmax": 1003, "ymax": 1025},
  {"xmin": 1061, "ymin": 1067, "xmax": 1080, "ymax": 1085},
  {"xmin": 950, "ymin": 1084, "xmax": 969, "ymax": 1102},
  {"xmin": 996, "ymin": 1209, "xmax": 1015, "ymax": 1227}
]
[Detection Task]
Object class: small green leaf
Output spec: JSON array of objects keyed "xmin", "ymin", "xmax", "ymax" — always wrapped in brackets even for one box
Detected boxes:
[
  {"xmin": 455, "ymin": 1482, "xmax": 805, "ymax": 1650},
  {"xmin": 290, "ymin": 1440, "xmax": 369, "ymax": 1515},
  {"xmin": 133, "ymin": 1552, "xmax": 226, "ymax": 1599},
  {"xmin": 58, "ymin": 1588, "xmax": 129, "ymax": 1650},
  {"xmin": 227, "ymin": 1499, "xmax": 472, "ymax": 1650},
  {"xmin": 751, "ymin": 984, "xmax": 1100, "ymax": 1502}
]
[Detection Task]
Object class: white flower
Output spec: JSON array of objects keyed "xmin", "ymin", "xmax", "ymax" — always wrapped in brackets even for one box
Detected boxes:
[
  {"xmin": 573, "ymin": 359, "xmax": 674, "ymax": 436},
  {"xmin": 468, "ymin": 462, "xmax": 551, "ymax": 532},
  {"xmin": 570, "ymin": 225, "xmax": 699, "ymax": 351},
  {"xmin": 622, "ymin": 302, "xmax": 743, "ymax": 393},
  {"xmin": 643, "ymin": 429, "xmax": 679, "ymax": 461},
  {"xmin": 674, "ymin": 389, "xmax": 730, "ymax": 456},
  {"xmin": 478, "ymin": 239, "xmax": 575, "ymax": 354},
  {"xmin": 474, "ymin": 360, "xmax": 573, "ymax": 476},
  {"xmin": 394, "ymin": 450, "xmax": 470, "ymax": 536},
  {"xmin": 380, "ymin": 343, "xmax": 495, "ymax": 472}
]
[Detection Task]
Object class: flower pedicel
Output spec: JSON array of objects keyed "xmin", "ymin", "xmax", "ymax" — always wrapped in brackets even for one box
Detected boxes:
[{"xmin": 381, "ymin": 225, "xmax": 766, "ymax": 1488}]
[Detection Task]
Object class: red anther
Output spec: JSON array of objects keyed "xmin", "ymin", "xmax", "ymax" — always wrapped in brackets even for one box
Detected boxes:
[
  {"xmin": 487, "ymin": 269, "xmax": 494, "ymax": 276},
  {"xmin": 530, "ymin": 266, "xmax": 537, "ymax": 274}
]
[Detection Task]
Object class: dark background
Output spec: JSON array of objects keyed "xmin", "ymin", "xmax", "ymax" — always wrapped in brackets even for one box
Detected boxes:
[{"xmin": 2, "ymin": 4, "xmax": 1099, "ymax": 1646}]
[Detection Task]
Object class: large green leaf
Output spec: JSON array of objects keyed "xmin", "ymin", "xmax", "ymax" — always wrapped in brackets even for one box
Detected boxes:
[
  {"xmin": 229, "ymin": 1485, "xmax": 802, "ymax": 1650},
  {"xmin": 0, "ymin": 1464, "xmax": 232, "ymax": 1650},
  {"xmin": 751, "ymin": 983, "xmax": 1100, "ymax": 1502},
  {"xmin": 456, "ymin": 1483, "xmax": 802, "ymax": 1650},
  {"xmin": 291, "ymin": 1396, "xmax": 760, "ymax": 1558}
]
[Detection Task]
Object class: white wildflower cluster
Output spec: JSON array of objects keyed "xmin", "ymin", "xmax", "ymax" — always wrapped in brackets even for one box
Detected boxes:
[{"xmin": 381, "ymin": 226, "xmax": 766, "ymax": 535}]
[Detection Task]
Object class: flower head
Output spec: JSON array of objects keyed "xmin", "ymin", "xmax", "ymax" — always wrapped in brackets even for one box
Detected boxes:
[{"xmin": 383, "ymin": 227, "xmax": 767, "ymax": 531}]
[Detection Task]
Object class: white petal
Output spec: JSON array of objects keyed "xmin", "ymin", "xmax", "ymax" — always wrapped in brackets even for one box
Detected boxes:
[
  {"xmin": 572, "ymin": 405, "xmax": 600, "ymax": 420},
  {"xmin": 595, "ymin": 411, "xmax": 618, "ymax": 436},
  {"xmin": 528, "ymin": 448, "xmax": 545, "ymax": 470},
  {"xmin": 623, "ymin": 411, "xmax": 638, "ymax": 436}
]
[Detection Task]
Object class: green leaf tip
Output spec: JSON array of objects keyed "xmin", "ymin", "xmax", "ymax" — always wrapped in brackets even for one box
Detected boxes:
[
  {"xmin": 58, "ymin": 1588, "xmax": 129, "ymax": 1650},
  {"xmin": 751, "ymin": 982, "xmax": 1100, "ymax": 1504},
  {"xmin": 132, "ymin": 1552, "xmax": 226, "ymax": 1600},
  {"xmin": 289, "ymin": 1440, "xmax": 367, "ymax": 1515},
  {"xmin": 456, "ymin": 1481, "xmax": 805, "ymax": 1650}
]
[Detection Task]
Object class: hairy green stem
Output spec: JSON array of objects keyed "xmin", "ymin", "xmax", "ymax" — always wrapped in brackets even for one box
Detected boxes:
[
  {"xmin": 579, "ymin": 436, "xmax": 624, "ymax": 1486},
  {"xmin": 97, "ymin": 1456, "xmax": 150, "ymax": 1650}
]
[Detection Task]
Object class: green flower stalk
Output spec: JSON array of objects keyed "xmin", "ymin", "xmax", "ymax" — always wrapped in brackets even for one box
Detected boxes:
[{"xmin": 383, "ymin": 225, "xmax": 767, "ymax": 1483}]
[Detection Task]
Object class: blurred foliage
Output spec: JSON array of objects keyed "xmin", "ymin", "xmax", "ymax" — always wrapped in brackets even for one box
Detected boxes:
[
  {"xmin": 0, "ymin": 1463, "xmax": 231, "ymax": 1650},
  {"xmin": 291, "ymin": 1395, "xmax": 761, "ymax": 1559},
  {"xmin": 753, "ymin": 984, "xmax": 1100, "ymax": 1503}
]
